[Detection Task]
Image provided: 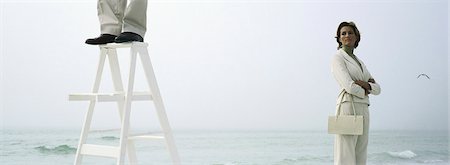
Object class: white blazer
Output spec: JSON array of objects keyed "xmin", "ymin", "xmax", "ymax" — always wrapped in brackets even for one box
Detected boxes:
[{"xmin": 331, "ymin": 49, "xmax": 381, "ymax": 105}]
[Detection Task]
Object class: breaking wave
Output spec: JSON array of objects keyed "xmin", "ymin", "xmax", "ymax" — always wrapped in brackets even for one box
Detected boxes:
[
  {"xmin": 34, "ymin": 145, "xmax": 76, "ymax": 154},
  {"xmin": 101, "ymin": 136, "xmax": 119, "ymax": 140}
]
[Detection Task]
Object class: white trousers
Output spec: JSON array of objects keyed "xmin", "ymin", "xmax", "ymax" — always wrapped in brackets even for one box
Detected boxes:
[
  {"xmin": 334, "ymin": 102, "xmax": 370, "ymax": 165},
  {"xmin": 97, "ymin": 0, "xmax": 147, "ymax": 37}
]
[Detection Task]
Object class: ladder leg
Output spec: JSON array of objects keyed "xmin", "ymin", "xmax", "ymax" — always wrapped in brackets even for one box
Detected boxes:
[
  {"xmin": 108, "ymin": 48, "xmax": 125, "ymax": 118},
  {"xmin": 108, "ymin": 49, "xmax": 138, "ymax": 165},
  {"xmin": 117, "ymin": 47, "xmax": 138, "ymax": 165},
  {"xmin": 74, "ymin": 102, "xmax": 97, "ymax": 165},
  {"xmin": 138, "ymin": 47, "xmax": 181, "ymax": 165},
  {"xmin": 74, "ymin": 48, "xmax": 108, "ymax": 165},
  {"xmin": 107, "ymin": 48, "xmax": 125, "ymax": 93},
  {"xmin": 127, "ymin": 141, "xmax": 138, "ymax": 165}
]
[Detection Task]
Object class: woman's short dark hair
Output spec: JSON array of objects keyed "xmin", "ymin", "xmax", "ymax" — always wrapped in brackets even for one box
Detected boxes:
[{"xmin": 335, "ymin": 21, "xmax": 361, "ymax": 49}]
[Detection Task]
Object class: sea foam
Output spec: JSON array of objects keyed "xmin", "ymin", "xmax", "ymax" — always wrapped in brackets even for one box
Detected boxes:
[
  {"xmin": 387, "ymin": 150, "xmax": 417, "ymax": 159},
  {"xmin": 421, "ymin": 159, "xmax": 444, "ymax": 163}
]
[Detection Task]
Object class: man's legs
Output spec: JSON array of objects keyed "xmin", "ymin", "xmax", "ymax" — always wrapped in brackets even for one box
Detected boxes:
[
  {"xmin": 98, "ymin": 0, "xmax": 127, "ymax": 36},
  {"xmin": 114, "ymin": 0, "xmax": 147, "ymax": 43},
  {"xmin": 87, "ymin": 0, "xmax": 147, "ymax": 44},
  {"xmin": 123, "ymin": 0, "xmax": 147, "ymax": 38},
  {"xmin": 86, "ymin": 0, "xmax": 127, "ymax": 45}
]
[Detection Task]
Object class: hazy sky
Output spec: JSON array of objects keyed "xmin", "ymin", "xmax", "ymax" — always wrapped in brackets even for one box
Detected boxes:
[{"xmin": 0, "ymin": 0, "xmax": 448, "ymax": 131}]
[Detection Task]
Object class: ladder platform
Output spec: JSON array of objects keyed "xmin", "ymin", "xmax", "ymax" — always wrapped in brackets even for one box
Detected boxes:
[
  {"xmin": 69, "ymin": 92, "xmax": 153, "ymax": 102},
  {"xmin": 80, "ymin": 144, "xmax": 119, "ymax": 158},
  {"xmin": 100, "ymin": 42, "xmax": 148, "ymax": 49},
  {"xmin": 128, "ymin": 133, "xmax": 165, "ymax": 140}
]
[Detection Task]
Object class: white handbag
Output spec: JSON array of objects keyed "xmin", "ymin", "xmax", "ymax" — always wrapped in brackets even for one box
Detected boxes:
[{"xmin": 328, "ymin": 91, "xmax": 363, "ymax": 135}]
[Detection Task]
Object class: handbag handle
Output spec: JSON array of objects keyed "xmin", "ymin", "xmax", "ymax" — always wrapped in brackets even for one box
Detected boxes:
[{"xmin": 335, "ymin": 90, "xmax": 357, "ymax": 120}]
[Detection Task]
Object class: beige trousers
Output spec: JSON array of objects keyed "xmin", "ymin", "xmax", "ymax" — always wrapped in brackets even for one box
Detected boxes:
[
  {"xmin": 334, "ymin": 102, "xmax": 370, "ymax": 165},
  {"xmin": 97, "ymin": 0, "xmax": 147, "ymax": 37}
]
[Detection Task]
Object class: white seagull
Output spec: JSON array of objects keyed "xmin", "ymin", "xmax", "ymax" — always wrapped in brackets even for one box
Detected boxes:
[{"xmin": 417, "ymin": 74, "xmax": 430, "ymax": 79}]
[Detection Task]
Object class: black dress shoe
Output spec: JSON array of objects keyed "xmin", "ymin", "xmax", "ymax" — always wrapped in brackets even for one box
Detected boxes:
[
  {"xmin": 115, "ymin": 32, "xmax": 144, "ymax": 43},
  {"xmin": 85, "ymin": 34, "xmax": 117, "ymax": 45}
]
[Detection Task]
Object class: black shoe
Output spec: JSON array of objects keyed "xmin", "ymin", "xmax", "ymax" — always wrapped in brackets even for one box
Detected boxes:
[
  {"xmin": 114, "ymin": 32, "xmax": 144, "ymax": 43},
  {"xmin": 85, "ymin": 34, "xmax": 117, "ymax": 45}
]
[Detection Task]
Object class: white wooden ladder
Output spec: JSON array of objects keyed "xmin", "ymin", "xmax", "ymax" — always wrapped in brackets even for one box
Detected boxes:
[{"xmin": 69, "ymin": 42, "xmax": 181, "ymax": 165}]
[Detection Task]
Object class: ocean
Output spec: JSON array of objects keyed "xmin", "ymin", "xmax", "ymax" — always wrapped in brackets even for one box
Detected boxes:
[{"xmin": 1, "ymin": 129, "xmax": 448, "ymax": 165}]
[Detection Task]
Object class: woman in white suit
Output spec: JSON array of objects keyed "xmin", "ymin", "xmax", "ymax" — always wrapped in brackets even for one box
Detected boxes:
[{"xmin": 331, "ymin": 22, "xmax": 381, "ymax": 165}]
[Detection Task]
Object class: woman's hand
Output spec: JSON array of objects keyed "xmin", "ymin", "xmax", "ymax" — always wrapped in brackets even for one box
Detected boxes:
[{"xmin": 355, "ymin": 80, "xmax": 372, "ymax": 95}]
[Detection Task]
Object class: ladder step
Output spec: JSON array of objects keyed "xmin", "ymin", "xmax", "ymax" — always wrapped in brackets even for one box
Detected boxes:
[
  {"xmin": 128, "ymin": 133, "xmax": 165, "ymax": 140},
  {"xmin": 69, "ymin": 92, "xmax": 152, "ymax": 102},
  {"xmin": 80, "ymin": 144, "xmax": 119, "ymax": 158}
]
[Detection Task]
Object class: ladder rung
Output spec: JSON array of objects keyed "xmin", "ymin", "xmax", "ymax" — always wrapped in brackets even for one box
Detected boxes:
[
  {"xmin": 69, "ymin": 92, "xmax": 152, "ymax": 102},
  {"xmin": 128, "ymin": 133, "xmax": 165, "ymax": 140},
  {"xmin": 80, "ymin": 144, "xmax": 119, "ymax": 158},
  {"xmin": 131, "ymin": 92, "xmax": 153, "ymax": 101},
  {"xmin": 69, "ymin": 93, "xmax": 124, "ymax": 102}
]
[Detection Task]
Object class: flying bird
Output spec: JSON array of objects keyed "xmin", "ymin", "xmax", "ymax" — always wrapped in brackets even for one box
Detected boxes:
[{"xmin": 417, "ymin": 74, "xmax": 430, "ymax": 79}]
